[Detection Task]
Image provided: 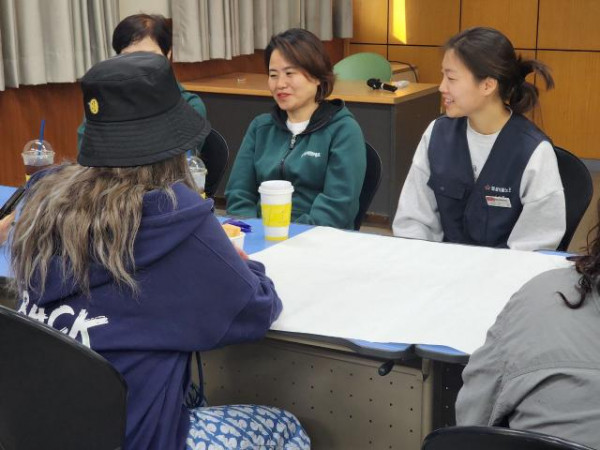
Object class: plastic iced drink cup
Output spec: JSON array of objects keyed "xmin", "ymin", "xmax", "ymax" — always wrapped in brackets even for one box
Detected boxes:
[
  {"xmin": 187, "ymin": 154, "xmax": 207, "ymax": 192},
  {"xmin": 22, "ymin": 140, "xmax": 55, "ymax": 181},
  {"xmin": 258, "ymin": 180, "xmax": 294, "ymax": 241}
]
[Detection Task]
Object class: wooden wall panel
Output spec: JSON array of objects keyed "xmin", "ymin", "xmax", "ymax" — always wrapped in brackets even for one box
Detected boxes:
[
  {"xmin": 460, "ymin": 0, "xmax": 538, "ymax": 49},
  {"xmin": 175, "ymin": 39, "xmax": 345, "ymax": 81},
  {"xmin": 388, "ymin": 45, "xmax": 443, "ymax": 84},
  {"xmin": 351, "ymin": 0, "xmax": 389, "ymax": 44},
  {"xmin": 0, "ymin": 84, "xmax": 82, "ymax": 186},
  {"xmin": 173, "ymin": 53, "xmax": 267, "ymax": 81},
  {"xmin": 388, "ymin": 0, "xmax": 460, "ymax": 46},
  {"xmin": 323, "ymin": 39, "xmax": 346, "ymax": 66},
  {"xmin": 535, "ymin": 51, "xmax": 600, "ymax": 159},
  {"xmin": 538, "ymin": 0, "xmax": 600, "ymax": 50},
  {"xmin": 348, "ymin": 44, "xmax": 387, "ymax": 57}
]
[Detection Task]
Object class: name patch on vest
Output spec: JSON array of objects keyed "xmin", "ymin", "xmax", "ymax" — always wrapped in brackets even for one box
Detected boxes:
[{"xmin": 485, "ymin": 196, "xmax": 512, "ymax": 208}]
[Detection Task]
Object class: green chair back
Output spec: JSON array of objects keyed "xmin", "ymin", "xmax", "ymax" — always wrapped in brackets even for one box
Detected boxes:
[{"xmin": 333, "ymin": 52, "xmax": 393, "ymax": 81}]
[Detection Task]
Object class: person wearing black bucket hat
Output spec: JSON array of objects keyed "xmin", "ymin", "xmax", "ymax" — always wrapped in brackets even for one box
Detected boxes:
[
  {"xmin": 79, "ymin": 52, "xmax": 210, "ymax": 167},
  {"xmin": 10, "ymin": 52, "xmax": 310, "ymax": 450},
  {"xmin": 76, "ymin": 13, "xmax": 207, "ymax": 151}
]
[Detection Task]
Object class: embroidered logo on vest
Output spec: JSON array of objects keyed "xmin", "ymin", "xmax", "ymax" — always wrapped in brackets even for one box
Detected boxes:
[{"xmin": 484, "ymin": 184, "xmax": 512, "ymax": 194}]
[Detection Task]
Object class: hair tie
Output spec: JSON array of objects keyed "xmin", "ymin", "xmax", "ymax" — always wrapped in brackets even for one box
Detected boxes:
[{"xmin": 518, "ymin": 65, "xmax": 532, "ymax": 85}]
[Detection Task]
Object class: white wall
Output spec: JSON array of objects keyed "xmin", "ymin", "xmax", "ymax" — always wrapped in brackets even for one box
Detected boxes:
[{"xmin": 119, "ymin": 0, "xmax": 171, "ymax": 19}]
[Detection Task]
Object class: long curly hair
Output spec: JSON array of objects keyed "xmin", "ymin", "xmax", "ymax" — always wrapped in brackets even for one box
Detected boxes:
[
  {"xmin": 560, "ymin": 200, "xmax": 600, "ymax": 308},
  {"xmin": 11, "ymin": 154, "xmax": 196, "ymax": 297}
]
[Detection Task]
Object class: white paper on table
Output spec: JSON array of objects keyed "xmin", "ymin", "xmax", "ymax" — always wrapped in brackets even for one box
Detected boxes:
[{"xmin": 252, "ymin": 227, "xmax": 572, "ymax": 355}]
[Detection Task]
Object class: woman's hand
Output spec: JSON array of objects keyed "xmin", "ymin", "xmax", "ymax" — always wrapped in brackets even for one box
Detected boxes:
[
  {"xmin": 235, "ymin": 246, "xmax": 249, "ymax": 260},
  {"xmin": 0, "ymin": 212, "xmax": 15, "ymax": 245}
]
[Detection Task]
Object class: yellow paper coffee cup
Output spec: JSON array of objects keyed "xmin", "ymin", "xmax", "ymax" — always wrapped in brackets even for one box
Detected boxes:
[{"xmin": 258, "ymin": 180, "xmax": 294, "ymax": 241}]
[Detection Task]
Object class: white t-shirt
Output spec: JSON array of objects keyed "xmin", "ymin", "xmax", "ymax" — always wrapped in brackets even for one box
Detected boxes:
[
  {"xmin": 392, "ymin": 118, "xmax": 566, "ymax": 251},
  {"xmin": 286, "ymin": 119, "xmax": 309, "ymax": 136}
]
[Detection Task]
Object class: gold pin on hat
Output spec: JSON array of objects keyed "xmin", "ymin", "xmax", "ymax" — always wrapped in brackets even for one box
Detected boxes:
[{"xmin": 88, "ymin": 98, "xmax": 99, "ymax": 115}]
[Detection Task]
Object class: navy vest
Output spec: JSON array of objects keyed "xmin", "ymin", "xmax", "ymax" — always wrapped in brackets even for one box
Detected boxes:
[{"xmin": 427, "ymin": 114, "xmax": 548, "ymax": 248}]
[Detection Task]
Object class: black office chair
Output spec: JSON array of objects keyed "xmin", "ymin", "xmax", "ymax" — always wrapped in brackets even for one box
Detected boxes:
[
  {"xmin": 199, "ymin": 129, "xmax": 230, "ymax": 198},
  {"xmin": 354, "ymin": 142, "xmax": 383, "ymax": 230},
  {"xmin": 554, "ymin": 146, "xmax": 593, "ymax": 251},
  {"xmin": 422, "ymin": 426, "xmax": 595, "ymax": 450},
  {"xmin": 0, "ymin": 305, "xmax": 127, "ymax": 450}
]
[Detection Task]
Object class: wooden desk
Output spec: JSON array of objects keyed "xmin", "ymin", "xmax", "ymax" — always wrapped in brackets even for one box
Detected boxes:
[{"xmin": 183, "ymin": 73, "xmax": 440, "ymax": 222}]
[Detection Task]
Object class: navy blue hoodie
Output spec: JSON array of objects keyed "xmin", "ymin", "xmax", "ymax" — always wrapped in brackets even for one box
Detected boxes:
[{"xmin": 18, "ymin": 182, "xmax": 283, "ymax": 449}]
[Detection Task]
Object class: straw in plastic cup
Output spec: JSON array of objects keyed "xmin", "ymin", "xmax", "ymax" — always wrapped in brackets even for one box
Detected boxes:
[
  {"xmin": 22, "ymin": 139, "xmax": 55, "ymax": 181},
  {"xmin": 258, "ymin": 180, "xmax": 294, "ymax": 241}
]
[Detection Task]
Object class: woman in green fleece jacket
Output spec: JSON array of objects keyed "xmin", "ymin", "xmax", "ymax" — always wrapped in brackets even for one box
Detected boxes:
[{"xmin": 225, "ymin": 28, "xmax": 366, "ymax": 229}]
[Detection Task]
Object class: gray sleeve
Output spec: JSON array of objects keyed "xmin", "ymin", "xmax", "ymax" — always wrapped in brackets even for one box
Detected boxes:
[
  {"xmin": 507, "ymin": 141, "xmax": 566, "ymax": 251},
  {"xmin": 455, "ymin": 301, "xmax": 511, "ymax": 425}
]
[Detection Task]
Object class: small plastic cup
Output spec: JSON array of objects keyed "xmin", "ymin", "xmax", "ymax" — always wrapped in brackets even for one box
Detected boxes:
[
  {"xmin": 188, "ymin": 155, "xmax": 207, "ymax": 192},
  {"xmin": 229, "ymin": 232, "xmax": 246, "ymax": 250},
  {"xmin": 22, "ymin": 140, "xmax": 55, "ymax": 181},
  {"xmin": 258, "ymin": 180, "xmax": 294, "ymax": 241}
]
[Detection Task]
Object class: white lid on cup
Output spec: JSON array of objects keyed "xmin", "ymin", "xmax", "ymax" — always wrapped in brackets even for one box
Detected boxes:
[{"xmin": 258, "ymin": 180, "xmax": 294, "ymax": 194}]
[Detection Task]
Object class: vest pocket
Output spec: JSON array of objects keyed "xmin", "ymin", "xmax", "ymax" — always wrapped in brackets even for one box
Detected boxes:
[
  {"xmin": 465, "ymin": 193, "xmax": 518, "ymax": 247},
  {"xmin": 427, "ymin": 176, "xmax": 467, "ymax": 200},
  {"xmin": 464, "ymin": 194, "xmax": 489, "ymax": 244}
]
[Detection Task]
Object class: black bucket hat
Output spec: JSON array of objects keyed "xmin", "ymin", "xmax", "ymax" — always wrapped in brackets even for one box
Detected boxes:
[{"xmin": 78, "ymin": 52, "xmax": 210, "ymax": 167}]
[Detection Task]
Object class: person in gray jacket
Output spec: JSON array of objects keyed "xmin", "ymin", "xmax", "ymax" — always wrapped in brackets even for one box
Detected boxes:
[{"xmin": 455, "ymin": 218, "xmax": 600, "ymax": 448}]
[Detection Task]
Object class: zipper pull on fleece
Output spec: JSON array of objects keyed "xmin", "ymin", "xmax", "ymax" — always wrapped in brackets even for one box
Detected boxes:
[{"xmin": 280, "ymin": 134, "xmax": 298, "ymax": 179}]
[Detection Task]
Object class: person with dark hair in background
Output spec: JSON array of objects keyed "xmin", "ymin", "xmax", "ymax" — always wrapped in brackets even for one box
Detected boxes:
[
  {"xmin": 455, "ymin": 201, "xmax": 600, "ymax": 448},
  {"xmin": 225, "ymin": 28, "xmax": 366, "ymax": 229},
  {"xmin": 393, "ymin": 26, "xmax": 565, "ymax": 250},
  {"xmin": 15, "ymin": 52, "xmax": 309, "ymax": 450},
  {"xmin": 77, "ymin": 13, "xmax": 206, "ymax": 150}
]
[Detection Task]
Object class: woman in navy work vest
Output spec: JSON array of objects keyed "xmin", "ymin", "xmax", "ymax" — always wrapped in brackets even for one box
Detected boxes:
[{"xmin": 393, "ymin": 27, "xmax": 566, "ymax": 250}]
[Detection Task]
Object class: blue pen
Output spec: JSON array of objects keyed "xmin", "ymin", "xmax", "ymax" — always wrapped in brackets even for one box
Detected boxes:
[{"xmin": 223, "ymin": 219, "xmax": 252, "ymax": 233}]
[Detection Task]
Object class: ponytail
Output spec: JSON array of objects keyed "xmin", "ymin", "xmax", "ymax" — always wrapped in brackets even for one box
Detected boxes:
[{"xmin": 509, "ymin": 58, "xmax": 555, "ymax": 114}]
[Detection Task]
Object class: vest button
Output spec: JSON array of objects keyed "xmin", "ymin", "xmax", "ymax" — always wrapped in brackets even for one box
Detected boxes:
[{"xmin": 440, "ymin": 186, "xmax": 445, "ymax": 191}]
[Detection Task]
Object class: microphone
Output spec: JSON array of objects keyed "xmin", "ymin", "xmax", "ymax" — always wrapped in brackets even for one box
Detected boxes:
[{"xmin": 367, "ymin": 78, "xmax": 398, "ymax": 92}]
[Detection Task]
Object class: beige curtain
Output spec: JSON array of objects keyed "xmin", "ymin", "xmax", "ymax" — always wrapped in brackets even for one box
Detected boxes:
[
  {"xmin": 0, "ymin": 0, "xmax": 118, "ymax": 91},
  {"xmin": 173, "ymin": 0, "xmax": 353, "ymax": 63}
]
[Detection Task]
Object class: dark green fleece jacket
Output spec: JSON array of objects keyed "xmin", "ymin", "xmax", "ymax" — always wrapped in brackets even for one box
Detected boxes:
[{"xmin": 225, "ymin": 99, "xmax": 366, "ymax": 229}]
